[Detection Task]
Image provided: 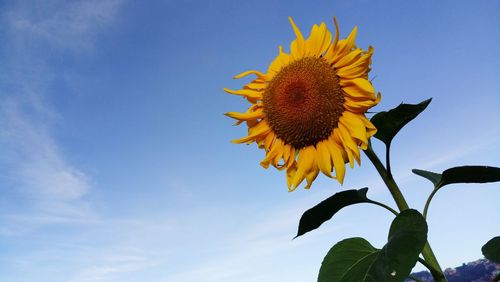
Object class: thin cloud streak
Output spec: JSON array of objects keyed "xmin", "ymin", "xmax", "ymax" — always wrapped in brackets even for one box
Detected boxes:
[
  {"xmin": 352, "ymin": 135, "xmax": 500, "ymax": 195},
  {"xmin": 4, "ymin": 0, "xmax": 123, "ymax": 52},
  {"xmin": 0, "ymin": 95, "xmax": 92, "ymax": 217},
  {"xmin": 69, "ymin": 251, "xmax": 157, "ymax": 282},
  {"xmin": 0, "ymin": 0, "xmax": 124, "ymax": 231},
  {"xmin": 159, "ymin": 191, "xmax": 347, "ymax": 282}
]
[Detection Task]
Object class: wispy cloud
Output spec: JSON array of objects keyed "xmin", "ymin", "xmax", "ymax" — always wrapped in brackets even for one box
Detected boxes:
[
  {"xmin": 4, "ymin": 0, "xmax": 123, "ymax": 52},
  {"xmin": 69, "ymin": 250, "xmax": 157, "ymax": 282},
  {"xmin": 0, "ymin": 96, "xmax": 90, "ymax": 213},
  {"xmin": 159, "ymin": 191, "xmax": 347, "ymax": 282},
  {"xmin": 348, "ymin": 135, "xmax": 500, "ymax": 196},
  {"xmin": 0, "ymin": 0, "xmax": 123, "ymax": 230}
]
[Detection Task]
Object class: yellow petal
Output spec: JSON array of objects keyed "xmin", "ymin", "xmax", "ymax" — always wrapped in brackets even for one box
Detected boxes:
[
  {"xmin": 272, "ymin": 143, "xmax": 287, "ymax": 169},
  {"xmin": 332, "ymin": 17, "xmax": 340, "ymax": 50},
  {"xmin": 289, "ymin": 16, "xmax": 304, "ymax": 41},
  {"xmin": 334, "ymin": 48, "xmax": 362, "ymax": 69},
  {"xmin": 321, "ymin": 21, "xmax": 338, "ymax": 63},
  {"xmin": 339, "ymin": 112, "xmax": 368, "ymax": 147},
  {"xmin": 233, "ymin": 70, "xmax": 268, "ymax": 80},
  {"xmin": 245, "ymin": 81, "xmax": 266, "ymax": 91},
  {"xmin": 340, "ymin": 78, "xmax": 374, "ymax": 95},
  {"xmin": 245, "ymin": 96, "xmax": 261, "ymax": 105},
  {"xmin": 225, "ymin": 108, "xmax": 264, "ymax": 121},
  {"xmin": 232, "ymin": 121, "xmax": 271, "ymax": 144},
  {"xmin": 224, "ymin": 88, "xmax": 263, "ymax": 100},
  {"xmin": 333, "ymin": 39, "xmax": 346, "ymax": 59},
  {"xmin": 289, "ymin": 17, "xmax": 306, "ymax": 59},
  {"xmin": 342, "ymin": 81, "xmax": 376, "ymax": 100},
  {"xmin": 359, "ymin": 115, "xmax": 378, "ymax": 138},
  {"xmin": 232, "ymin": 104, "xmax": 262, "ymax": 125},
  {"xmin": 336, "ymin": 48, "xmax": 373, "ymax": 79},
  {"xmin": 290, "ymin": 146, "xmax": 316, "ymax": 190},
  {"xmin": 305, "ymin": 168, "xmax": 320, "ymax": 189},
  {"xmin": 283, "ymin": 142, "xmax": 291, "ymax": 161},
  {"xmin": 268, "ymin": 45, "xmax": 291, "ymax": 76},
  {"xmin": 344, "ymin": 100, "xmax": 375, "ymax": 112},
  {"xmin": 339, "ymin": 125, "xmax": 361, "ymax": 165},
  {"xmin": 305, "ymin": 22, "xmax": 332, "ymax": 56},
  {"xmin": 344, "ymin": 92, "xmax": 381, "ymax": 112},
  {"xmin": 316, "ymin": 140, "xmax": 333, "ymax": 177},
  {"xmin": 344, "ymin": 26, "xmax": 358, "ymax": 51},
  {"xmin": 326, "ymin": 135, "xmax": 346, "ymax": 184},
  {"xmin": 260, "ymin": 138, "xmax": 285, "ymax": 168},
  {"xmin": 318, "ymin": 23, "xmax": 333, "ymax": 54},
  {"xmin": 263, "ymin": 132, "xmax": 276, "ymax": 151},
  {"xmin": 342, "ymin": 46, "xmax": 372, "ymax": 67},
  {"xmin": 286, "ymin": 162, "xmax": 298, "ymax": 191},
  {"xmin": 323, "ymin": 46, "xmax": 336, "ymax": 64},
  {"xmin": 286, "ymin": 146, "xmax": 296, "ymax": 168},
  {"xmin": 337, "ymin": 65, "xmax": 368, "ymax": 80},
  {"xmin": 246, "ymin": 118, "xmax": 259, "ymax": 128},
  {"xmin": 334, "ymin": 129, "xmax": 355, "ymax": 168},
  {"xmin": 333, "ymin": 26, "xmax": 358, "ymax": 63}
]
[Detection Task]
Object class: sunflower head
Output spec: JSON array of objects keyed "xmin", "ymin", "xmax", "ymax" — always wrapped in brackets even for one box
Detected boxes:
[{"xmin": 225, "ymin": 17, "xmax": 380, "ymax": 191}]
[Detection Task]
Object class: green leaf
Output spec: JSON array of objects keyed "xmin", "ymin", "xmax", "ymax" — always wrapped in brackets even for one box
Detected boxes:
[
  {"xmin": 318, "ymin": 238, "xmax": 379, "ymax": 282},
  {"xmin": 439, "ymin": 166, "xmax": 500, "ymax": 188},
  {"xmin": 367, "ymin": 209, "xmax": 428, "ymax": 281},
  {"xmin": 371, "ymin": 98, "xmax": 431, "ymax": 146},
  {"xmin": 412, "ymin": 166, "xmax": 500, "ymax": 188},
  {"xmin": 295, "ymin": 188, "xmax": 370, "ymax": 238},
  {"xmin": 318, "ymin": 209, "xmax": 428, "ymax": 282},
  {"xmin": 482, "ymin": 236, "xmax": 500, "ymax": 263},
  {"xmin": 412, "ymin": 169, "xmax": 441, "ymax": 186}
]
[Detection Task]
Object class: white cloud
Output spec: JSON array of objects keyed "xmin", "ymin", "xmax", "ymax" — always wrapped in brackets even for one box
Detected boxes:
[
  {"xmin": 69, "ymin": 251, "xmax": 156, "ymax": 282},
  {"xmin": 0, "ymin": 0, "xmax": 123, "ymax": 228},
  {"xmin": 351, "ymin": 136, "xmax": 500, "ymax": 194},
  {"xmin": 0, "ymin": 95, "xmax": 92, "ymax": 221},
  {"xmin": 158, "ymin": 191, "xmax": 346, "ymax": 282},
  {"xmin": 4, "ymin": 0, "xmax": 123, "ymax": 52}
]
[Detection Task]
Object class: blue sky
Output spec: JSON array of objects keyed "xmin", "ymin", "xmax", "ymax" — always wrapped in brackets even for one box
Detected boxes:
[{"xmin": 0, "ymin": 0, "xmax": 499, "ymax": 281}]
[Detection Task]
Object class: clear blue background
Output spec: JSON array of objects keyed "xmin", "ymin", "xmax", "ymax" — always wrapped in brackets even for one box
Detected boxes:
[{"xmin": 0, "ymin": 0, "xmax": 499, "ymax": 281}]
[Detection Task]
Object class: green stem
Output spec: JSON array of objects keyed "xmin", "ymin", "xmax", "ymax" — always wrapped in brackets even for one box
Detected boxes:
[
  {"xmin": 421, "ymin": 243, "xmax": 446, "ymax": 281},
  {"xmin": 386, "ymin": 142, "xmax": 392, "ymax": 178},
  {"xmin": 367, "ymin": 200, "xmax": 399, "ymax": 216},
  {"xmin": 364, "ymin": 142, "xmax": 447, "ymax": 282},
  {"xmin": 364, "ymin": 143, "xmax": 408, "ymax": 211},
  {"xmin": 423, "ymin": 187, "xmax": 439, "ymax": 219},
  {"xmin": 418, "ymin": 257, "xmax": 445, "ymax": 281},
  {"xmin": 417, "ymin": 258, "xmax": 435, "ymax": 272}
]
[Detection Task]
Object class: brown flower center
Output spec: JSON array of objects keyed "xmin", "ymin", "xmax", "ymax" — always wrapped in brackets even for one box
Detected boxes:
[{"xmin": 263, "ymin": 57, "xmax": 344, "ymax": 149}]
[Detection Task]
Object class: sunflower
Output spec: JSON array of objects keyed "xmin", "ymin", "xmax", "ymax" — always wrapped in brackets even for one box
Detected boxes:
[{"xmin": 225, "ymin": 17, "xmax": 380, "ymax": 191}]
